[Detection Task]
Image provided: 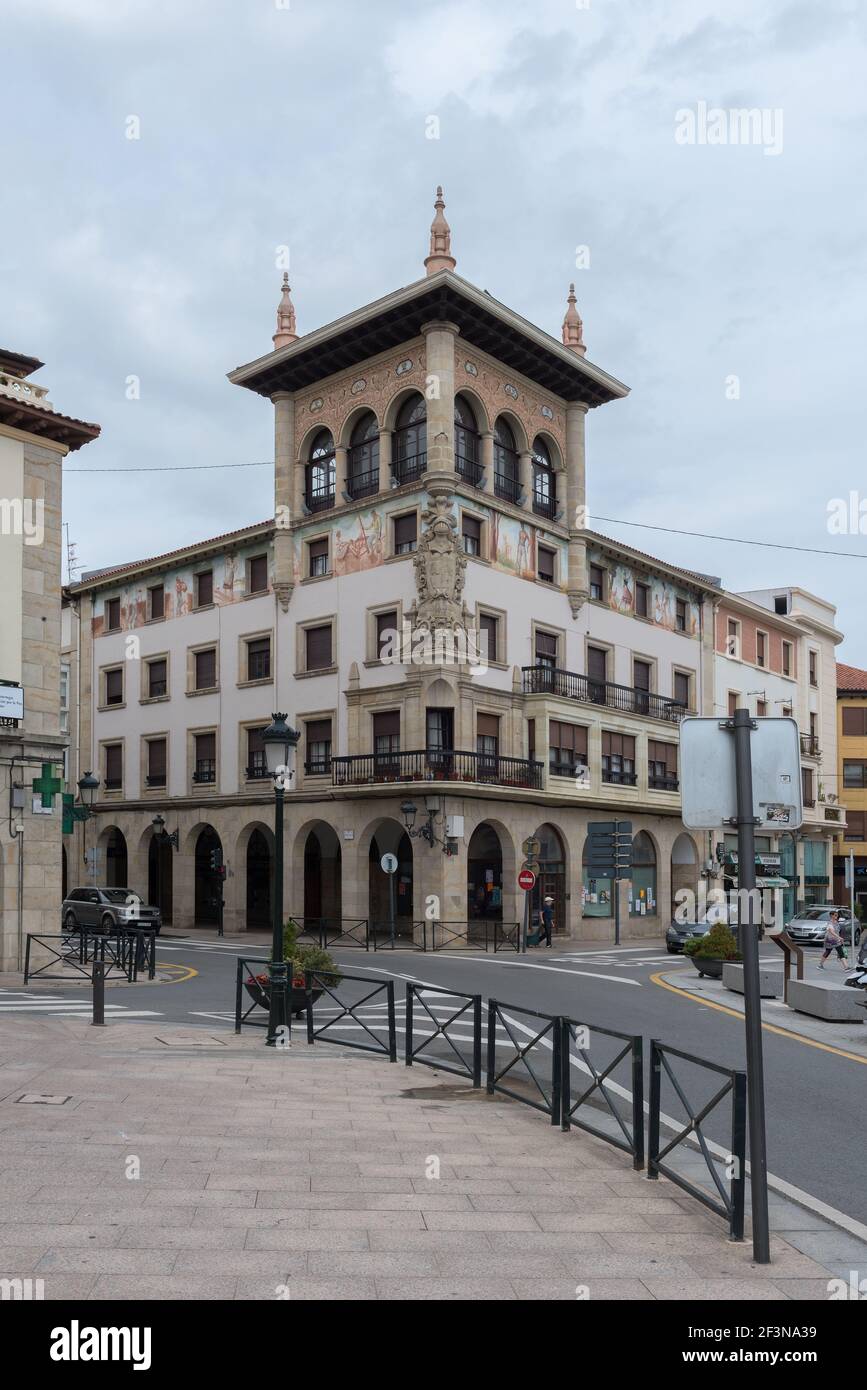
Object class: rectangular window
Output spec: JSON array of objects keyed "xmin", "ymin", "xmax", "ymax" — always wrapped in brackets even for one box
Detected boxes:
[
  {"xmin": 426, "ymin": 708, "xmax": 454, "ymax": 759},
  {"xmin": 809, "ymin": 650, "xmax": 818, "ymax": 686},
  {"xmin": 802, "ymin": 766, "xmax": 814, "ymax": 806},
  {"xmin": 248, "ymin": 554, "xmax": 268, "ymax": 594},
  {"xmin": 148, "ymin": 585, "xmax": 165, "ymax": 621},
  {"xmin": 373, "ymin": 711, "xmax": 400, "ymax": 773},
  {"xmin": 549, "ymin": 720, "xmax": 588, "ymax": 777},
  {"xmin": 675, "ymin": 598, "xmax": 687, "ymax": 632},
  {"xmin": 394, "ymin": 513, "xmax": 417, "ymax": 555},
  {"xmin": 479, "ymin": 613, "xmax": 499, "ymax": 664},
  {"xmin": 756, "ymin": 631, "xmax": 766, "ymax": 668},
  {"xmin": 536, "ymin": 630, "xmax": 559, "ymax": 670},
  {"xmin": 246, "ymin": 636, "xmax": 271, "ymax": 682},
  {"xmin": 105, "ymin": 598, "xmax": 120, "ymax": 632},
  {"xmin": 146, "ymin": 738, "xmax": 167, "ymax": 787},
  {"xmin": 195, "ymin": 570, "xmax": 213, "ymax": 607},
  {"xmin": 148, "ymin": 658, "xmax": 167, "ymax": 699},
  {"xmin": 674, "ymin": 671, "xmax": 691, "ymax": 709},
  {"xmin": 587, "ymin": 644, "xmax": 607, "ymax": 699},
  {"xmin": 537, "ymin": 546, "xmax": 555, "ymax": 584},
  {"xmin": 195, "ymin": 648, "xmax": 217, "ymax": 690},
  {"xmin": 305, "ymin": 718, "xmax": 332, "ymax": 776},
  {"xmin": 194, "ymin": 731, "xmax": 216, "ymax": 784},
  {"xmin": 376, "ymin": 610, "xmax": 398, "ymax": 661},
  {"xmin": 782, "ymin": 641, "xmax": 792, "ymax": 676},
  {"xmin": 602, "ymin": 731, "xmax": 636, "ymax": 785},
  {"xmin": 246, "ymin": 726, "xmax": 268, "ymax": 780},
  {"xmin": 104, "ymin": 668, "xmax": 123, "ymax": 706},
  {"xmin": 843, "ymin": 760, "xmax": 867, "ymax": 788},
  {"xmin": 462, "ymin": 516, "xmax": 481, "ymax": 556},
  {"xmin": 648, "ymin": 739, "xmax": 677, "ymax": 790},
  {"xmin": 842, "ymin": 707, "xmax": 867, "ymax": 737},
  {"xmin": 633, "ymin": 659, "xmax": 651, "ymax": 714},
  {"xmin": 309, "ymin": 538, "xmax": 329, "ymax": 578},
  {"xmin": 845, "ymin": 811, "xmax": 867, "ymax": 842},
  {"xmin": 589, "ymin": 564, "xmax": 604, "ymax": 602},
  {"xmin": 726, "ymin": 618, "xmax": 740, "ymax": 658},
  {"xmin": 476, "ymin": 713, "xmax": 500, "ymax": 768},
  {"xmin": 305, "ymin": 624, "xmax": 332, "ymax": 671},
  {"xmin": 774, "ymin": 594, "xmax": 788, "ymax": 615},
  {"xmin": 104, "ymin": 743, "xmax": 122, "ymax": 789},
  {"xmin": 635, "ymin": 582, "xmax": 649, "ymax": 618},
  {"xmin": 756, "ymin": 699, "xmax": 767, "ymax": 716},
  {"xmin": 728, "ymin": 691, "xmax": 739, "ymax": 717}
]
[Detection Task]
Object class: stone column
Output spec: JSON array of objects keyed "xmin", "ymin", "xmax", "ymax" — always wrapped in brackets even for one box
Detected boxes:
[
  {"xmin": 421, "ymin": 320, "xmax": 459, "ymax": 491},
  {"xmin": 518, "ymin": 449, "xmax": 533, "ymax": 506},
  {"xmin": 272, "ymin": 392, "xmax": 295, "ymax": 612},
  {"xmin": 565, "ymin": 401, "xmax": 589, "ymax": 616},
  {"xmin": 335, "ymin": 445, "xmax": 349, "ymax": 501},
  {"xmin": 480, "ymin": 430, "xmax": 494, "ymax": 489},
  {"xmin": 377, "ymin": 429, "xmax": 392, "ymax": 492}
]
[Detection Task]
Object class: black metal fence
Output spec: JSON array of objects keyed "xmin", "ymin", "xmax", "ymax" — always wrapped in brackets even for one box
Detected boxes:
[
  {"xmin": 486, "ymin": 999, "xmax": 562, "ymax": 1124},
  {"xmin": 24, "ymin": 930, "xmax": 147, "ymax": 984},
  {"xmin": 560, "ymin": 1018, "xmax": 644, "ymax": 1169},
  {"xmin": 234, "ymin": 955, "xmax": 271, "ymax": 1032},
  {"xmin": 305, "ymin": 970, "xmax": 397, "ymax": 1061},
  {"xmin": 405, "ymin": 983, "xmax": 482, "ymax": 1085},
  {"xmin": 289, "ymin": 918, "xmax": 369, "ymax": 949},
  {"xmin": 648, "ymin": 1039, "xmax": 746, "ymax": 1241},
  {"xmin": 369, "ymin": 919, "xmax": 423, "ymax": 952}
]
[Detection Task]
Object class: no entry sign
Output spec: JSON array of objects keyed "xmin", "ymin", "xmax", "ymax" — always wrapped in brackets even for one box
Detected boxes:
[{"xmin": 518, "ymin": 868, "xmax": 536, "ymax": 891}]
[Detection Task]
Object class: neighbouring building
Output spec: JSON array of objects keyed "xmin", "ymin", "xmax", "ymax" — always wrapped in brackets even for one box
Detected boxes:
[
  {"xmin": 713, "ymin": 587, "xmax": 843, "ymax": 919},
  {"xmin": 0, "ymin": 349, "xmax": 99, "ymax": 970},
  {"xmin": 61, "ymin": 192, "xmax": 843, "ymax": 942},
  {"xmin": 833, "ymin": 662, "xmax": 867, "ymax": 911}
]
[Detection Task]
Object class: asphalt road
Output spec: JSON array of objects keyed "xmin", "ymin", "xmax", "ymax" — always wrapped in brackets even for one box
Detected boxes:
[{"xmin": 9, "ymin": 933, "xmax": 867, "ymax": 1226}]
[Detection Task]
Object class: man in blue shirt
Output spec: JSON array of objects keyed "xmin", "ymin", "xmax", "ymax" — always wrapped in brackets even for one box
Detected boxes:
[{"xmin": 540, "ymin": 896, "xmax": 554, "ymax": 948}]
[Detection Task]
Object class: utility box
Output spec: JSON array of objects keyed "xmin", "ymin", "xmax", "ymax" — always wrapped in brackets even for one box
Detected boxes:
[{"xmin": 446, "ymin": 814, "xmax": 464, "ymax": 839}]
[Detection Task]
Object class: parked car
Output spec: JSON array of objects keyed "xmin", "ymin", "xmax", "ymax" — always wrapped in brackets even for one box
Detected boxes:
[
  {"xmin": 784, "ymin": 906, "xmax": 860, "ymax": 948},
  {"xmin": 666, "ymin": 920, "xmax": 712, "ymax": 954},
  {"xmin": 62, "ymin": 887, "xmax": 162, "ymax": 934}
]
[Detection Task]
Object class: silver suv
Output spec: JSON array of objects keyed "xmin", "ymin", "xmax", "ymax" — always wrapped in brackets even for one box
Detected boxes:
[{"xmin": 62, "ymin": 887, "xmax": 162, "ymax": 934}]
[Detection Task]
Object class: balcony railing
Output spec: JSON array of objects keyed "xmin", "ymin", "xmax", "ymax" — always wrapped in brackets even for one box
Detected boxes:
[
  {"xmin": 602, "ymin": 769, "xmax": 638, "ymax": 786},
  {"xmin": 331, "ymin": 749, "xmax": 543, "ymax": 790},
  {"xmin": 532, "ymin": 492, "xmax": 557, "ymax": 520},
  {"xmin": 456, "ymin": 454, "xmax": 484, "ymax": 487},
  {"xmin": 245, "ymin": 762, "xmax": 269, "ymax": 781},
  {"xmin": 649, "ymin": 774, "xmax": 679, "ymax": 792},
  {"xmin": 522, "ymin": 665, "xmax": 687, "ymax": 724},
  {"xmin": 392, "ymin": 451, "xmax": 427, "ymax": 485},
  {"xmin": 800, "ymin": 733, "xmax": 821, "ymax": 758},
  {"xmin": 494, "ymin": 471, "xmax": 520, "ymax": 504},
  {"xmin": 145, "ymin": 774, "xmax": 167, "ymax": 788},
  {"xmin": 305, "ymin": 758, "xmax": 332, "ymax": 776},
  {"xmin": 347, "ymin": 468, "xmax": 379, "ymax": 500},
  {"xmin": 193, "ymin": 760, "xmax": 216, "ymax": 784}
]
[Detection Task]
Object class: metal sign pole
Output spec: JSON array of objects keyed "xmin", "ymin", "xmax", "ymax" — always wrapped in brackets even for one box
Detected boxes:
[
  {"xmin": 849, "ymin": 853, "xmax": 855, "ymax": 958},
  {"xmin": 614, "ymin": 876, "xmax": 620, "ymax": 946},
  {"xmin": 389, "ymin": 871, "xmax": 396, "ymax": 948},
  {"xmin": 732, "ymin": 706, "xmax": 770, "ymax": 1264}
]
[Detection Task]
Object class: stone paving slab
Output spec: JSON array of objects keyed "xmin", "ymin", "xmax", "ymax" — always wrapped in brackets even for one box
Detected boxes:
[{"xmin": 0, "ymin": 1013, "xmax": 865, "ymax": 1301}]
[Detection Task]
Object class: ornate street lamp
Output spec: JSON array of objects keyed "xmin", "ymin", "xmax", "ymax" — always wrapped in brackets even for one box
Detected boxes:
[
  {"xmin": 77, "ymin": 770, "xmax": 99, "ymax": 870},
  {"xmin": 261, "ymin": 713, "xmax": 300, "ymax": 1046}
]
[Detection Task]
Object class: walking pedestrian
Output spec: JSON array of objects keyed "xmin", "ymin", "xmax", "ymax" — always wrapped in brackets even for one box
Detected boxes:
[
  {"xmin": 539, "ymin": 896, "xmax": 554, "ymax": 948},
  {"xmin": 819, "ymin": 912, "xmax": 848, "ymax": 970}
]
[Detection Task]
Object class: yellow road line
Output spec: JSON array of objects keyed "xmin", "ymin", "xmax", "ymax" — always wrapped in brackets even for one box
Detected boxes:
[
  {"xmin": 155, "ymin": 962, "xmax": 198, "ymax": 984},
  {"xmin": 650, "ymin": 969, "xmax": 867, "ymax": 1067}
]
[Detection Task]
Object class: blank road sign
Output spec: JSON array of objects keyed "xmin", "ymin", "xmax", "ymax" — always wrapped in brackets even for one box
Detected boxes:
[{"xmin": 680, "ymin": 716, "xmax": 803, "ymax": 830}]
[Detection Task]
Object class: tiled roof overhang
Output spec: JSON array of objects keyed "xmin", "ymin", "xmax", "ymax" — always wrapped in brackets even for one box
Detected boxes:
[
  {"xmin": 0, "ymin": 396, "xmax": 100, "ymax": 451},
  {"xmin": 228, "ymin": 271, "xmax": 629, "ymax": 408}
]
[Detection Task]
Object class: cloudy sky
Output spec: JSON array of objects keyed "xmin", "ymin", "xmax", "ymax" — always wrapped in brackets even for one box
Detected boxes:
[{"xmin": 3, "ymin": 0, "xmax": 866, "ymax": 656}]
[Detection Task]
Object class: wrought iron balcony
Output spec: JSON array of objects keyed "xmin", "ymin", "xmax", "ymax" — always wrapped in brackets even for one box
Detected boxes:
[
  {"xmin": 456, "ymin": 454, "xmax": 484, "ymax": 487},
  {"xmin": 649, "ymin": 774, "xmax": 679, "ymax": 792},
  {"xmin": 192, "ymin": 760, "xmax": 216, "ymax": 784},
  {"xmin": 245, "ymin": 763, "xmax": 269, "ymax": 781},
  {"xmin": 392, "ymin": 451, "xmax": 427, "ymax": 485},
  {"xmin": 331, "ymin": 748, "xmax": 543, "ymax": 790},
  {"xmin": 532, "ymin": 491, "xmax": 557, "ymax": 520},
  {"xmin": 494, "ymin": 471, "xmax": 520, "ymax": 504},
  {"xmin": 522, "ymin": 665, "xmax": 687, "ymax": 724},
  {"xmin": 602, "ymin": 769, "xmax": 638, "ymax": 786},
  {"xmin": 800, "ymin": 733, "xmax": 821, "ymax": 758},
  {"xmin": 347, "ymin": 468, "xmax": 379, "ymax": 500}
]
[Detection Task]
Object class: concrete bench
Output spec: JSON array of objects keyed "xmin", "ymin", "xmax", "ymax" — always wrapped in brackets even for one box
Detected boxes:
[
  {"xmin": 723, "ymin": 963, "xmax": 784, "ymax": 998},
  {"xmin": 786, "ymin": 979, "xmax": 865, "ymax": 1023}
]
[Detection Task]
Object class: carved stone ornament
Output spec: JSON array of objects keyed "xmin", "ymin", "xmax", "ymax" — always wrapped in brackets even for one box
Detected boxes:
[{"xmin": 411, "ymin": 494, "xmax": 470, "ymax": 633}]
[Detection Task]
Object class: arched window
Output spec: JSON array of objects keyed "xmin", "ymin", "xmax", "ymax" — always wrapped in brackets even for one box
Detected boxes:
[
  {"xmin": 631, "ymin": 831, "xmax": 657, "ymax": 917},
  {"xmin": 347, "ymin": 412, "xmax": 380, "ymax": 500},
  {"xmin": 393, "ymin": 395, "xmax": 427, "ymax": 484},
  {"xmin": 305, "ymin": 430, "xmax": 335, "ymax": 512},
  {"xmin": 455, "ymin": 394, "xmax": 482, "ymax": 485},
  {"xmin": 532, "ymin": 437, "xmax": 556, "ymax": 519},
  {"xmin": 493, "ymin": 418, "xmax": 519, "ymax": 504}
]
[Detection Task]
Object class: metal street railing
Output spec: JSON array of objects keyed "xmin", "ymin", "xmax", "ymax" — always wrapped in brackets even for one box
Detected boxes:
[
  {"xmin": 24, "ymin": 931, "xmax": 132, "ymax": 984},
  {"xmin": 305, "ymin": 970, "xmax": 397, "ymax": 1061},
  {"xmin": 486, "ymin": 1000, "xmax": 562, "ymax": 1124},
  {"xmin": 560, "ymin": 1018, "xmax": 644, "ymax": 1169},
  {"xmin": 234, "ymin": 955, "xmax": 271, "ymax": 1032},
  {"xmin": 648, "ymin": 1039, "xmax": 746, "ymax": 1241},
  {"xmin": 287, "ymin": 917, "xmax": 369, "ymax": 949},
  {"xmin": 405, "ymin": 983, "xmax": 482, "ymax": 1085}
]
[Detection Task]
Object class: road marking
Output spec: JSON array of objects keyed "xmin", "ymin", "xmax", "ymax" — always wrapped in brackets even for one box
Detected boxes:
[
  {"xmin": 650, "ymin": 970, "xmax": 867, "ymax": 1067},
  {"xmin": 155, "ymin": 962, "xmax": 199, "ymax": 983}
]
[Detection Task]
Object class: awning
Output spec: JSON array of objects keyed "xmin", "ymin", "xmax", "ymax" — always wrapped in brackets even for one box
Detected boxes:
[{"xmin": 726, "ymin": 876, "xmax": 789, "ymax": 889}]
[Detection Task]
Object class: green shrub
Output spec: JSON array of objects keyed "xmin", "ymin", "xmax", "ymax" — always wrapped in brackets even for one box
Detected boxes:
[
  {"xmin": 283, "ymin": 919, "xmax": 341, "ymax": 985},
  {"xmin": 683, "ymin": 922, "xmax": 741, "ymax": 961}
]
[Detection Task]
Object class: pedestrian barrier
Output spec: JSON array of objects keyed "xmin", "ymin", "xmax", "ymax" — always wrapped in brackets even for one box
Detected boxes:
[
  {"xmin": 419, "ymin": 919, "xmax": 521, "ymax": 953},
  {"xmin": 369, "ymin": 918, "xmax": 423, "ymax": 951},
  {"xmin": 288, "ymin": 918, "xmax": 369, "ymax": 949},
  {"xmin": 234, "ymin": 955, "xmax": 271, "ymax": 1032},
  {"xmin": 560, "ymin": 1018, "xmax": 644, "ymax": 1169},
  {"xmin": 405, "ymin": 983, "xmax": 482, "ymax": 1085},
  {"xmin": 24, "ymin": 931, "xmax": 132, "ymax": 984},
  {"xmin": 486, "ymin": 999, "xmax": 562, "ymax": 1124},
  {"xmin": 648, "ymin": 1039, "xmax": 746, "ymax": 1241},
  {"xmin": 305, "ymin": 970, "xmax": 397, "ymax": 1061}
]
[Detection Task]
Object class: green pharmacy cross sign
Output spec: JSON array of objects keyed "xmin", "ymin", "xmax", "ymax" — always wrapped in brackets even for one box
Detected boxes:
[{"xmin": 32, "ymin": 762, "xmax": 63, "ymax": 809}]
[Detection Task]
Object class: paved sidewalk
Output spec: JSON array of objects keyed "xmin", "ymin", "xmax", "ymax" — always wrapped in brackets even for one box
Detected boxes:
[{"xmin": 0, "ymin": 1015, "xmax": 864, "ymax": 1301}]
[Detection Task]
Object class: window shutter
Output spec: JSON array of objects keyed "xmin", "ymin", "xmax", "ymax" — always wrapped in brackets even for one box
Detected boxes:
[
  {"xmin": 105, "ymin": 669, "xmax": 123, "ymax": 703},
  {"xmin": 195, "ymin": 648, "xmax": 216, "ymax": 689},
  {"xmin": 376, "ymin": 611, "xmax": 398, "ymax": 655},
  {"xmin": 479, "ymin": 613, "xmax": 498, "ymax": 662},
  {"xmin": 105, "ymin": 744, "xmax": 122, "ymax": 783},
  {"xmin": 538, "ymin": 547, "xmax": 555, "ymax": 581},
  {"xmin": 463, "ymin": 516, "xmax": 481, "ymax": 546},
  {"xmin": 373, "ymin": 711, "xmax": 400, "ymax": 739},
  {"xmin": 248, "ymin": 555, "xmax": 268, "ymax": 592},
  {"xmin": 196, "ymin": 570, "xmax": 213, "ymax": 606},
  {"xmin": 306, "ymin": 718, "xmax": 332, "ymax": 745},
  {"xmin": 477, "ymin": 713, "xmax": 500, "ymax": 739},
  {"xmin": 106, "ymin": 598, "xmax": 120, "ymax": 630},
  {"xmin": 393, "ymin": 514, "xmax": 417, "ymax": 549},
  {"xmin": 148, "ymin": 739, "xmax": 166, "ymax": 779},
  {"xmin": 536, "ymin": 631, "xmax": 558, "ymax": 660},
  {"xmin": 247, "ymin": 726, "xmax": 265, "ymax": 757},
  {"xmin": 603, "ymin": 732, "xmax": 635, "ymax": 759},
  {"xmin": 306, "ymin": 624, "xmax": 332, "ymax": 670},
  {"xmin": 196, "ymin": 731, "xmax": 216, "ymax": 761}
]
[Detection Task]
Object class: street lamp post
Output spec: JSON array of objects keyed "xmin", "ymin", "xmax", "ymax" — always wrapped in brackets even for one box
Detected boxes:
[
  {"xmin": 77, "ymin": 771, "xmax": 99, "ymax": 874},
  {"xmin": 262, "ymin": 712, "xmax": 300, "ymax": 1047}
]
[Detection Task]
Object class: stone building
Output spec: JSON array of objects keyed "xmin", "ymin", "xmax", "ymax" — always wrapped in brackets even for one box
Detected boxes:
[
  {"xmin": 833, "ymin": 662, "xmax": 867, "ymax": 910},
  {"xmin": 63, "ymin": 192, "xmax": 838, "ymax": 941},
  {"xmin": 0, "ymin": 349, "xmax": 99, "ymax": 970}
]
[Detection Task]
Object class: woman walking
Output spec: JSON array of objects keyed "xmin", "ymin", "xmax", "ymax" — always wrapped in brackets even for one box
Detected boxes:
[{"xmin": 819, "ymin": 912, "xmax": 848, "ymax": 970}]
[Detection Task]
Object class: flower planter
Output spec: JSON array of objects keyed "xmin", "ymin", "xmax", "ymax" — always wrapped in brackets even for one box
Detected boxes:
[
  {"xmin": 245, "ymin": 974, "xmax": 323, "ymax": 1018},
  {"xmin": 689, "ymin": 956, "xmax": 735, "ymax": 980}
]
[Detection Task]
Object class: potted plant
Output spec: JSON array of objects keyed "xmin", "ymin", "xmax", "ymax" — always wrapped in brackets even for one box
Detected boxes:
[
  {"xmin": 245, "ymin": 919, "xmax": 341, "ymax": 1017},
  {"xmin": 682, "ymin": 922, "xmax": 742, "ymax": 979}
]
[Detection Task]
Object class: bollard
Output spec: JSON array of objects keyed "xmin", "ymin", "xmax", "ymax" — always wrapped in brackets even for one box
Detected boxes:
[{"xmin": 92, "ymin": 953, "xmax": 106, "ymax": 1027}]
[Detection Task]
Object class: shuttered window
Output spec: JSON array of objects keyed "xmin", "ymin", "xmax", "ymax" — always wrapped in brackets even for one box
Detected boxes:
[
  {"xmin": 463, "ymin": 515, "xmax": 481, "ymax": 556},
  {"xmin": 479, "ymin": 613, "xmax": 499, "ymax": 664},
  {"xmin": 105, "ymin": 598, "xmax": 120, "ymax": 631},
  {"xmin": 305, "ymin": 718, "xmax": 332, "ymax": 775},
  {"xmin": 537, "ymin": 546, "xmax": 555, "ymax": 583},
  {"xmin": 602, "ymin": 732, "xmax": 635, "ymax": 785},
  {"xmin": 376, "ymin": 610, "xmax": 398, "ymax": 659},
  {"xmin": 549, "ymin": 721, "xmax": 588, "ymax": 776},
  {"xmin": 842, "ymin": 707, "xmax": 867, "ymax": 736},
  {"xmin": 476, "ymin": 713, "xmax": 500, "ymax": 761},
  {"xmin": 309, "ymin": 538, "xmax": 329, "ymax": 577},
  {"xmin": 147, "ymin": 738, "xmax": 167, "ymax": 785},
  {"xmin": 535, "ymin": 630, "xmax": 558, "ymax": 668},
  {"xmin": 373, "ymin": 711, "xmax": 400, "ymax": 759},
  {"xmin": 148, "ymin": 586, "xmax": 165, "ymax": 621},
  {"xmin": 248, "ymin": 554, "xmax": 268, "ymax": 593},
  {"xmin": 636, "ymin": 582, "xmax": 649, "ymax": 617},
  {"xmin": 195, "ymin": 570, "xmax": 213, "ymax": 607},
  {"xmin": 394, "ymin": 514, "xmax": 417, "ymax": 554},
  {"xmin": 105, "ymin": 743, "xmax": 122, "ymax": 788},
  {"xmin": 105, "ymin": 668, "xmax": 123, "ymax": 705},
  {"xmin": 305, "ymin": 624, "xmax": 332, "ymax": 671},
  {"xmin": 246, "ymin": 636, "xmax": 271, "ymax": 681},
  {"xmin": 195, "ymin": 648, "xmax": 217, "ymax": 690},
  {"xmin": 148, "ymin": 659, "xmax": 167, "ymax": 698},
  {"xmin": 648, "ymin": 739, "xmax": 677, "ymax": 789}
]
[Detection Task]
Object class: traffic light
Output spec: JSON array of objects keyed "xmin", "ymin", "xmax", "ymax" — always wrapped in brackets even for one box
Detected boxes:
[{"xmin": 209, "ymin": 847, "xmax": 223, "ymax": 872}]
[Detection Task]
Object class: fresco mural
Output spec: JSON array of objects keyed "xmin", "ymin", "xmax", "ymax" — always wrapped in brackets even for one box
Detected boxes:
[
  {"xmin": 590, "ymin": 548, "xmax": 699, "ymax": 635},
  {"xmin": 91, "ymin": 546, "xmax": 267, "ymax": 635},
  {"xmin": 488, "ymin": 510, "xmax": 537, "ymax": 579}
]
